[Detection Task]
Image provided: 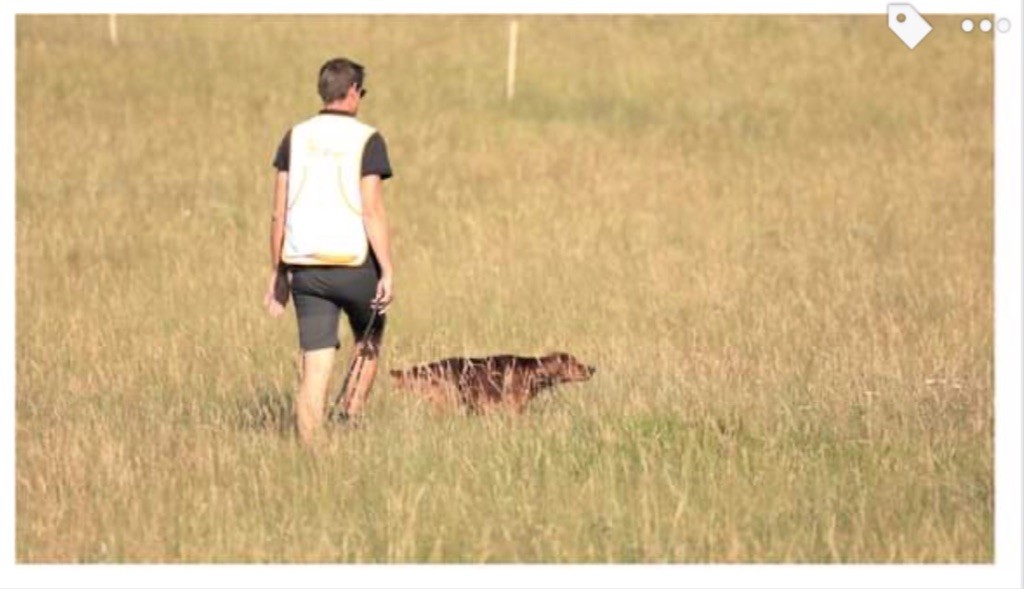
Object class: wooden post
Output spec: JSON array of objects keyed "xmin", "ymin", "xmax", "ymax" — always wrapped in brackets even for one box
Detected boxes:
[
  {"xmin": 506, "ymin": 20, "xmax": 518, "ymax": 102},
  {"xmin": 108, "ymin": 14, "xmax": 118, "ymax": 46}
]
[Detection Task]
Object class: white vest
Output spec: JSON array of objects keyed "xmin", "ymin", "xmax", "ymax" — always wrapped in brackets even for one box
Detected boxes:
[{"xmin": 283, "ymin": 113, "xmax": 377, "ymax": 266}]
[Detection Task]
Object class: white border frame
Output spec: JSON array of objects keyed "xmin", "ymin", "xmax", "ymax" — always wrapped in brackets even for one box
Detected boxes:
[{"xmin": 2, "ymin": 2, "xmax": 1020, "ymax": 588}]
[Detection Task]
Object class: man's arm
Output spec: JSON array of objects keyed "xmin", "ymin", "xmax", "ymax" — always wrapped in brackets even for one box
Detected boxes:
[
  {"xmin": 264, "ymin": 170, "xmax": 290, "ymax": 317},
  {"xmin": 270, "ymin": 171, "xmax": 288, "ymax": 269},
  {"xmin": 360, "ymin": 174, "xmax": 394, "ymax": 311}
]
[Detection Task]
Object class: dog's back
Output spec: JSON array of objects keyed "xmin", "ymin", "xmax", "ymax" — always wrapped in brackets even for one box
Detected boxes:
[{"xmin": 390, "ymin": 352, "xmax": 595, "ymax": 413}]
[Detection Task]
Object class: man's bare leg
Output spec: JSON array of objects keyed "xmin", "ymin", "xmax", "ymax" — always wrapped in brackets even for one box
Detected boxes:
[{"xmin": 295, "ymin": 347, "xmax": 335, "ymax": 445}]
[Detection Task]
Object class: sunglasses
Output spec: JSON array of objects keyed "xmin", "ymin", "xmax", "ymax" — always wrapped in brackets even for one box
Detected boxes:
[{"xmin": 358, "ymin": 86, "xmax": 368, "ymax": 98}]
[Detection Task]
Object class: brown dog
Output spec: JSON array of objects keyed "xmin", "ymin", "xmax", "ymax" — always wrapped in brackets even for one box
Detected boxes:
[{"xmin": 389, "ymin": 352, "xmax": 595, "ymax": 413}]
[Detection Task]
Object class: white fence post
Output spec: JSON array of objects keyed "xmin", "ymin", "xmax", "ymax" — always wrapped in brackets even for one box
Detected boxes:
[
  {"xmin": 108, "ymin": 14, "xmax": 119, "ymax": 46},
  {"xmin": 506, "ymin": 20, "xmax": 519, "ymax": 102}
]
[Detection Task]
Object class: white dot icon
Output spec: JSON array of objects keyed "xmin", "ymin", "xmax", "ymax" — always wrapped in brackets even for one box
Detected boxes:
[
  {"xmin": 961, "ymin": 19, "xmax": 974, "ymax": 32},
  {"xmin": 980, "ymin": 19, "xmax": 992, "ymax": 32},
  {"xmin": 996, "ymin": 18, "xmax": 1011, "ymax": 33}
]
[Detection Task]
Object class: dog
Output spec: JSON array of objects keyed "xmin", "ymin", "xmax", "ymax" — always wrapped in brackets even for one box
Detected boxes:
[{"xmin": 389, "ymin": 352, "xmax": 595, "ymax": 413}]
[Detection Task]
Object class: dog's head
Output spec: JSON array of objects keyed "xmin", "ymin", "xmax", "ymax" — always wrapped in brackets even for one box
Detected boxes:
[{"xmin": 541, "ymin": 352, "xmax": 596, "ymax": 384}]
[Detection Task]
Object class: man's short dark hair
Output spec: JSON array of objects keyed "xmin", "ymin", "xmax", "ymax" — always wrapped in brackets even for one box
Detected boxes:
[{"xmin": 318, "ymin": 58, "xmax": 365, "ymax": 103}]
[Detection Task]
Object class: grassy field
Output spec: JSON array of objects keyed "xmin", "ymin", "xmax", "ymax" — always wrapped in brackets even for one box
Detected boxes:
[{"xmin": 15, "ymin": 15, "xmax": 992, "ymax": 562}]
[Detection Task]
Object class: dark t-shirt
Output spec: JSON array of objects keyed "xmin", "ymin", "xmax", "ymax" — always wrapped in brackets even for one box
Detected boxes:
[{"xmin": 272, "ymin": 111, "xmax": 393, "ymax": 180}]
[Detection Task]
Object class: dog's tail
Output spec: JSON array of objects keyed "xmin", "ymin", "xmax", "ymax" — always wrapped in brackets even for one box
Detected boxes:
[{"xmin": 388, "ymin": 368, "xmax": 410, "ymax": 391}]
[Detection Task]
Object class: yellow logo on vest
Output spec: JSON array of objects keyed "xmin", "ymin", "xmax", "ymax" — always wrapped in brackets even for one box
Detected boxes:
[{"xmin": 304, "ymin": 137, "xmax": 349, "ymax": 163}]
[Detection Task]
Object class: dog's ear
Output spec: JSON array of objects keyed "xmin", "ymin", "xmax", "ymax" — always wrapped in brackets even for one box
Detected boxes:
[
  {"xmin": 535, "ymin": 353, "xmax": 564, "ymax": 382},
  {"xmin": 544, "ymin": 352, "xmax": 595, "ymax": 382},
  {"xmin": 538, "ymin": 353, "xmax": 560, "ymax": 372}
]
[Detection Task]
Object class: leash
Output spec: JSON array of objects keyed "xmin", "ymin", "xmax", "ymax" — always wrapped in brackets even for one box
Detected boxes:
[{"xmin": 328, "ymin": 304, "xmax": 380, "ymax": 423}]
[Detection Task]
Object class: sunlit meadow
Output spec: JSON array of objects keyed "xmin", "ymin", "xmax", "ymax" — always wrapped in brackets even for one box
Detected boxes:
[{"xmin": 16, "ymin": 15, "xmax": 992, "ymax": 562}]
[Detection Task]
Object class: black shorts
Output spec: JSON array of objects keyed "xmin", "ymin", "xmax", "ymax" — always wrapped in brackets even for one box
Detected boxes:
[{"xmin": 289, "ymin": 263, "xmax": 386, "ymax": 351}]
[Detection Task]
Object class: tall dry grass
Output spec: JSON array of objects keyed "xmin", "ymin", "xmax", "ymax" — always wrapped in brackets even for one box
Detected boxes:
[{"xmin": 16, "ymin": 15, "xmax": 991, "ymax": 562}]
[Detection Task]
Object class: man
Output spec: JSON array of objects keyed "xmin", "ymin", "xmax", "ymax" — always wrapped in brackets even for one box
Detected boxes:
[{"xmin": 263, "ymin": 57, "xmax": 395, "ymax": 445}]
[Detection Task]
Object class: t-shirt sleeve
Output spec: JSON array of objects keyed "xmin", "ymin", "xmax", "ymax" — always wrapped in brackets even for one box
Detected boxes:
[
  {"xmin": 272, "ymin": 130, "xmax": 291, "ymax": 171},
  {"xmin": 362, "ymin": 132, "xmax": 393, "ymax": 180}
]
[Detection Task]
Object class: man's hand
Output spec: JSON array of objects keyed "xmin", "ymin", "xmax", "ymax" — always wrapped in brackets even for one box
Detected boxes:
[
  {"xmin": 263, "ymin": 268, "xmax": 290, "ymax": 318},
  {"xmin": 373, "ymin": 273, "xmax": 394, "ymax": 314}
]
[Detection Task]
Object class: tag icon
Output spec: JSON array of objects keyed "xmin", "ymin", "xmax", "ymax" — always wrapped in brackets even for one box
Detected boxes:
[{"xmin": 888, "ymin": 4, "xmax": 933, "ymax": 49}]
